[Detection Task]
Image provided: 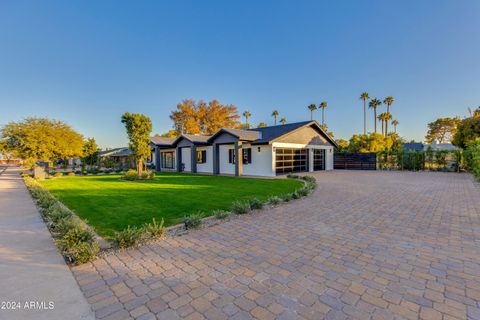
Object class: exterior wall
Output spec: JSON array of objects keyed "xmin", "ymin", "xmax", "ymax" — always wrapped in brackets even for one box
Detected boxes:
[
  {"xmin": 181, "ymin": 147, "xmax": 191, "ymax": 172},
  {"xmin": 219, "ymin": 145, "xmax": 235, "ymax": 175},
  {"xmin": 196, "ymin": 146, "xmax": 213, "ymax": 173},
  {"xmin": 242, "ymin": 144, "xmax": 274, "ymax": 177},
  {"xmin": 272, "ymin": 142, "xmax": 334, "ymax": 172}
]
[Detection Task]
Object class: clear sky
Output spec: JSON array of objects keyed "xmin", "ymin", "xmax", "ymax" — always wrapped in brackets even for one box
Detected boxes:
[{"xmin": 1, "ymin": 0, "xmax": 479, "ymax": 148}]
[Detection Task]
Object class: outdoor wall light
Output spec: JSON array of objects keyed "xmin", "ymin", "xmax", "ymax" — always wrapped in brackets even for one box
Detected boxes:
[{"xmin": 184, "ymin": 218, "xmax": 191, "ymax": 230}]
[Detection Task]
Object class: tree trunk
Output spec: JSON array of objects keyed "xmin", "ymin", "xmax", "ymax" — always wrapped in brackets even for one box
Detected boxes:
[
  {"xmin": 322, "ymin": 109, "xmax": 325, "ymax": 125},
  {"xmin": 386, "ymin": 106, "xmax": 390, "ymax": 135},
  {"xmin": 363, "ymin": 101, "xmax": 366, "ymax": 135},
  {"xmin": 374, "ymin": 109, "xmax": 377, "ymax": 133}
]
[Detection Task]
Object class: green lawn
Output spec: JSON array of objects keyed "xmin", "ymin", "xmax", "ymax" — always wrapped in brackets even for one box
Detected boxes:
[{"xmin": 40, "ymin": 173, "xmax": 302, "ymax": 238}]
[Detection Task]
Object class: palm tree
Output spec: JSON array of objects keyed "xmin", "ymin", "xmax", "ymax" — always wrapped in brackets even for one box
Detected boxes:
[
  {"xmin": 307, "ymin": 104, "xmax": 317, "ymax": 120},
  {"xmin": 242, "ymin": 111, "xmax": 251, "ymax": 127},
  {"xmin": 384, "ymin": 112, "xmax": 392, "ymax": 136},
  {"xmin": 280, "ymin": 117, "xmax": 287, "ymax": 125},
  {"xmin": 360, "ymin": 92, "xmax": 370, "ymax": 135},
  {"xmin": 378, "ymin": 113, "xmax": 386, "ymax": 136},
  {"xmin": 383, "ymin": 96, "xmax": 394, "ymax": 134},
  {"xmin": 369, "ymin": 98, "xmax": 382, "ymax": 134},
  {"xmin": 392, "ymin": 120, "xmax": 399, "ymax": 133},
  {"xmin": 257, "ymin": 122, "xmax": 267, "ymax": 128},
  {"xmin": 271, "ymin": 110, "xmax": 279, "ymax": 125},
  {"xmin": 319, "ymin": 101, "xmax": 327, "ymax": 125}
]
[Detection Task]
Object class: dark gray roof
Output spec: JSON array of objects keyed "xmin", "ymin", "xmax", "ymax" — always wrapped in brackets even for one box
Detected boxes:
[
  {"xmin": 98, "ymin": 147, "xmax": 132, "ymax": 157},
  {"xmin": 150, "ymin": 136, "xmax": 176, "ymax": 146},
  {"xmin": 402, "ymin": 143, "xmax": 424, "ymax": 152},
  {"xmin": 171, "ymin": 134, "xmax": 211, "ymax": 146},
  {"xmin": 247, "ymin": 121, "xmax": 313, "ymax": 144},
  {"xmin": 207, "ymin": 128, "xmax": 260, "ymax": 142}
]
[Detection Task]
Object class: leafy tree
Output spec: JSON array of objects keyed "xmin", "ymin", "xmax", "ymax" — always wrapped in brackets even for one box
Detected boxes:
[
  {"xmin": 307, "ymin": 104, "xmax": 317, "ymax": 120},
  {"xmin": 392, "ymin": 119, "xmax": 399, "ymax": 133},
  {"xmin": 368, "ymin": 98, "xmax": 382, "ymax": 134},
  {"xmin": 257, "ymin": 122, "xmax": 267, "ymax": 128},
  {"xmin": 121, "ymin": 113, "xmax": 152, "ymax": 176},
  {"xmin": 160, "ymin": 130, "xmax": 178, "ymax": 138},
  {"xmin": 83, "ymin": 138, "xmax": 98, "ymax": 166},
  {"xmin": 1, "ymin": 117, "xmax": 84, "ymax": 167},
  {"xmin": 319, "ymin": 123, "xmax": 334, "ymax": 138},
  {"xmin": 383, "ymin": 96, "xmax": 394, "ymax": 134},
  {"xmin": 378, "ymin": 113, "xmax": 387, "ymax": 136},
  {"xmin": 452, "ymin": 112, "xmax": 480, "ymax": 148},
  {"xmin": 425, "ymin": 117, "xmax": 461, "ymax": 144},
  {"xmin": 319, "ymin": 101, "xmax": 328, "ymax": 125},
  {"xmin": 280, "ymin": 117, "xmax": 287, "ymax": 125},
  {"xmin": 335, "ymin": 139, "xmax": 349, "ymax": 151},
  {"xmin": 170, "ymin": 99, "xmax": 240, "ymax": 135},
  {"xmin": 360, "ymin": 92, "xmax": 370, "ymax": 135},
  {"xmin": 347, "ymin": 133, "xmax": 395, "ymax": 153},
  {"xmin": 271, "ymin": 110, "xmax": 279, "ymax": 125}
]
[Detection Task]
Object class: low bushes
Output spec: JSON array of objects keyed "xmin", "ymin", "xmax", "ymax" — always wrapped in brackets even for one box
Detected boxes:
[
  {"xmin": 267, "ymin": 196, "xmax": 282, "ymax": 205},
  {"xmin": 186, "ymin": 212, "xmax": 203, "ymax": 228},
  {"xmin": 464, "ymin": 138, "xmax": 480, "ymax": 179},
  {"xmin": 123, "ymin": 169, "xmax": 155, "ymax": 181},
  {"xmin": 248, "ymin": 198, "xmax": 264, "ymax": 210},
  {"xmin": 231, "ymin": 201, "xmax": 250, "ymax": 214},
  {"xmin": 23, "ymin": 177, "xmax": 100, "ymax": 265},
  {"xmin": 214, "ymin": 210, "xmax": 230, "ymax": 220},
  {"xmin": 144, "ymin": 218, "xmax": 166, "ymax": 238},
  {"xmin": 112, "ymin": 226, "xmax": 145, "ymax": 249}
]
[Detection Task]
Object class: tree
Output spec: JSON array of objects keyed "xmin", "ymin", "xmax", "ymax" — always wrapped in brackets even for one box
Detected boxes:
[
  {"xmin": 425, "ymin": 117, "xmax": 461, "ymax": 144},
  {"xmin": 170, "ymin": 99, "xmax": 241, "ymax": 135},
  {"xmin": 272, "ymin": 110, "xmax": 279, "ymax": 125},
  {"xmin": 378, "ymin": 113, "xmax": 386, "ymax": 136},
  {"xmin": 83, "ymin": 138, "xmax": 98, "ymax": 166},
  {"xmin": 319, "ymin": 101, "xmax": 328, "ymax": 125},
  {"xmin": 160, "ymin": 130, "xmax": 178, "ymax": 138},
  {"xmin": 121, "ymin": 113, "xmax": 152, "ymax": 176},
  {"xmin": 392, "ymin": 120, "xmax": 399, "ymax": 133},
  {"xmin": 360, "ymin": 92, "xmax": 370, "ymax": 135},
  {"xmin": 280, "ymin": 117, "xmax": 287, "ymax": 125},
  {"xmin": 242, "ymin": 111, "xmax": 252, "ymax": 128},
  {"xmin": 452, "ymin": 109, "xmax": 480, "ymax": 148},
  {"xmin": 1, "ymin": 117, "xmax": 84, "ymax": 167},
  {"xmin": 307, "ymin": 104, "xmax": 317, "ymax": 121},
  {"xmin": 383, "ymin": 96, "xmax": 394, "ymax": 134},
  {"xmin": 335, "ymin": 139, "xmax": 349, "ymax": 151},
  {"xmin": 384, "ymin": 113, "xmax": 392, "ymax": 136},
  {"xmin": 257, "ymin": 122, "xmax": 267, "ymax": 128},
  {"xmin": 347, "ymin": 133, "xmax": 396, "ymax": 153},
  {"xmin": 368, "ymin": 98, "xmax": 382, "ymax": 134}
]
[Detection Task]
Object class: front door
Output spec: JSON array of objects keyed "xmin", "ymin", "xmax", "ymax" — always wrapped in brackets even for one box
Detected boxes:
[{"xmin": 313, "ymin": 149, "xmax": 325, "ymax": 171}]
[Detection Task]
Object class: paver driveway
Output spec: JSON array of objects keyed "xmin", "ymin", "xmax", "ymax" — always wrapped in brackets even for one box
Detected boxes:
[{"xmin": 72, "ymin": 171, "xmax": 480, "ymax": 320}]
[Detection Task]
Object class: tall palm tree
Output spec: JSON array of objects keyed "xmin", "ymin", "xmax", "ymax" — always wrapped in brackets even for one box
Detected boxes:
[
  {"xmin": 369, "ymin": 98, "xmax": 382, "ymax": 134},
  {"xmin": 392, "ymin": 119, "xmax": 399, "ymax": 133},
  {"xmin": 280, "ymin": 117, "xmax": 287, "ymax": 125},
  {"xmin": 383, "ymin": 96, "xmax": 394, "ymax": 134},
  {"xmin": 378, "ymin": 113, "xmax": 387, "ymax": 136},
  {"xmin": 360, "ymin": 92, "xmax": 370, "ymax": 135},
  {"xmin": 307, "ymin": 104, "xmax": 317, "ymax": 120},
  {"xmin": 384, "ymin": 112, "xmax": 392, "ymax": 136},
  {"xmin": 271, "ymin": 110, "xmax": 279, "ymax": 125},
  {"xmin": 242, "ymin": 111, "xmax": 251, "ymax": 127},
  {"xmin": 319, "ymin": 101, "xmax": 327, "ymax": 125}
]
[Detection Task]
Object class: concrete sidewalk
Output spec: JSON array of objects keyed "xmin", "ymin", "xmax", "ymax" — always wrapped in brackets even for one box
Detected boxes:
[{"xmin": 0, "ymin": 167, "xmax": 94, "ymax": 320}]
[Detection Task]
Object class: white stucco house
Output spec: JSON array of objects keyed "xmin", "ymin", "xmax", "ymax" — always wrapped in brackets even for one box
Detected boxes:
[{"xmin": 150, "ymin": 120, "xmax": 338, "ymax": 177}]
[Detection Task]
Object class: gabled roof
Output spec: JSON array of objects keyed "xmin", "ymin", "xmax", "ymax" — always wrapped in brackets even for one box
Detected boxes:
[
  {"xmin": 207, "ymin": 128, "xmax": 260, "ymax": 143},
  {"xmin": 402, "ymin": 143, "xmax": 424, "ymax": 152},
  {"xmin": 98, "ymin": 147, "xmax": 132, "ymax": 157},
  {"xmin": 150, "ymin": 136, "xmax": 176, "ymax": 146},
  {"xmin": 249, "ymin": 120, "xmax": 338, "ymax": 147},
  {"xmin": 172, "ymin": 133, "xmax": 211, "ymax": 146}
]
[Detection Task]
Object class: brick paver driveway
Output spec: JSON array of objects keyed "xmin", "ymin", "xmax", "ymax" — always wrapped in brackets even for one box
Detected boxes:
[{"xmin": 72, "ymin": 171, "xmax": 480, "ymax": 320}]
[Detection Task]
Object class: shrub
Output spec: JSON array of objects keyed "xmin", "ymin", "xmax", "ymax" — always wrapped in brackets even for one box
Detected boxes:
[
  {"xmin": 123, "ymin": 169, "xmax": 138, "ymax": 181},
  {"xmin": 214, "ymin": 210, "xmax": 230, "ymax": 220},
  {"xmin": 296, "ymin": 188, "xmax": 309, "ymax": 197},
  {"xmin": 231, "ymin": 201, "xmax": 250, "ymax": 214},
  {"xmin": 287, "ymin": 174, "xmax": 300, "ymax": 179},
  {"xmin": 141, "ymin": 172, "xmax": 150, "ymax": 179},
  {"xmin": 267, "ymin": 196, "xmax": 282, "ymax": 205},
  {"xmin": 112, "ymin": 226, "xmax": 145, "ymax": 248},
  {"xmin": 186, "ymin": 212, "xmax": 203, "ymax": 228},
  {"xmin": 53, "ymin": 217, "xmax": 80, "ymax": 237},
  {"xmin": 144, "ymin": 218, "xmax": 166, "ymax": 238},
  {"xmin": 149, "ymin": 171, "xmax": 155, "ymax": 179},
  {"xmin": 301, "ymin": 176, "xmax": 316, "ymax": 183},
  {"xmin": 63, "ymin": 241, "xmax": 100, "ymax": 265},
  {"xmin": 465, "ymin": 138, "xmax": 480, "ymax": 179},
  {"xmin": 281, "ymin": 194, "xmax": 293, "ymax": 202},
  {"xmin": 249, "ymin": 198, "xmax": 264, "ymax": 210},
  {"xmin": 46, "ymin": 206, "xmax": 72, "ymax": 223},
  {"xmin": 67, "ymin": 172, "xmax": 76, "ymax": 177},
  {"xmin": 36, "ymin": 192, "xmax": 57, "ymax": 209},
  {"xmin": 291, "ymin": 191, "xmax": 301, "ymax": 199}
]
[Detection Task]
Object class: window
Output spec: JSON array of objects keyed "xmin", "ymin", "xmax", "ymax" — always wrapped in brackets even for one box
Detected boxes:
[
  {"xmin": 161, "ymin": 152, "xmax": 175, "ymax": 169},
  {"xmin": 228, "ymin": 149, "xmax": 235, "ymax": 164},
  {"xmin": 243, "ymin": 148, "xmax": 252, "ymax": 164},
  {"xmin": 197, "ymin": 150, "xmax": 207, "ymax": 163}
]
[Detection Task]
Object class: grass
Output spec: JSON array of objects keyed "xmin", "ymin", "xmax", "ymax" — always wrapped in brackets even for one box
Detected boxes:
[{"xmin": 40, "ymin": 172, "xmax": 302, "ymax": 238}]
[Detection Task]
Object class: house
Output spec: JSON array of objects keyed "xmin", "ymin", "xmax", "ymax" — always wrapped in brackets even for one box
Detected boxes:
[
  {"xmin": 150, "ymin": 120, "xmax": 337, "ymax": 177},
  {"xmin": 98, "ymin": 147, "xmax": 135, "ymax": 168},
  {"xmin": 402, "ymin": 142, "xmax": 424, "ymax": 152}
]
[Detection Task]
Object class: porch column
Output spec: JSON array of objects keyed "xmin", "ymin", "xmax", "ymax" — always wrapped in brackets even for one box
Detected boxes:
[
  {"xmin": 213, "ymin": 143, "xmax": 219, "ymax": 175},
  {"xmin": 235, "ymin": 141, "xmax": 243, "ymax": 176},
  {"xmin": 308, "ymin": 148, "xmax": 314, "ymax": 172},
  {"xmin": 191, "ymin": 145, "xmax": 197, "ymax": 173},
  {"xmin": 176, "ymin": 147, "xmax": 182, "ymax": 172},
  {"xmin": 155, "ymin": 148, "xmax": 161, "ymax": 172}
]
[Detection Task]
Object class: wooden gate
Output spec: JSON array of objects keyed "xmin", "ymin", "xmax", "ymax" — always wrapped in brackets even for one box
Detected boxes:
[{"xmin": 334, "ymin": 153, "xmax": 376, "ymax": 170}]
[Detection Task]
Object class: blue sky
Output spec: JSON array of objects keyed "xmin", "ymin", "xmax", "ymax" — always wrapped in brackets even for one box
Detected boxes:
[{"xmin": 1, "ymin": 0, "xmax": 479, "ymax": 147}]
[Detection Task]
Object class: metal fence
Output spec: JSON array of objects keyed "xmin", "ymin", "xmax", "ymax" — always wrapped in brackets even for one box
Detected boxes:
[{"xmin": 334, "ymin": 153, "xmax": 377, "ymax": 170}]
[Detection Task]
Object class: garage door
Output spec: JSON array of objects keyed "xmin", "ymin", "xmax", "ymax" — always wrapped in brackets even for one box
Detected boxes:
[
  {"xmin": 313, "ymin": 149, "xmax": 325, "ymax": 170},
  {"xmin": 275, "ymin": 148, "xmax": 307, "ymax": 174}
]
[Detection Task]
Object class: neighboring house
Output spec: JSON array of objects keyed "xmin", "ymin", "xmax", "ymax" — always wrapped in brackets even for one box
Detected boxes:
[
  {"xmin": 0, "ymin": 152, "xmax": 22, "ymax": 165},
  {"xmin": 150, "ymin": 120, "xmax": 338, "ymax": 177},
  {"xmin": 98, "ymin": 147, "xmax": 136, "ymax": 168},
  {"xmin": 402, "ymin": 143, "xmax": 424, "ymax": 152},
  {"xmin": 402, "ymin": 141, "xmax": 458, "ymax": 152}
]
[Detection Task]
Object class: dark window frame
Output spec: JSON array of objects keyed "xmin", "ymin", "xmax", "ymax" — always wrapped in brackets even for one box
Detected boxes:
[{"xmin": 197, "ymin": 150, "xmax": 207, "ymax": 164}]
